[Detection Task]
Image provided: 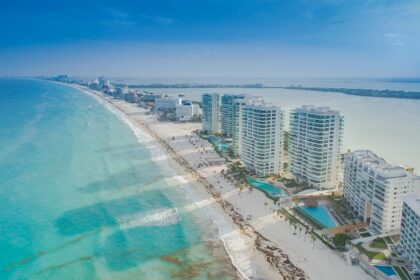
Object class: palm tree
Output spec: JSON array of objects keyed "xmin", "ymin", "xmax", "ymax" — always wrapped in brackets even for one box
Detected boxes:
[{"xmin": 311, "ymin": 234, "xmax": 316, "ymax": 248}]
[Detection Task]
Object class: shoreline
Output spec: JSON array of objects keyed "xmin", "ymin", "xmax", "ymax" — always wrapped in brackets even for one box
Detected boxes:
[
  {"xmin": 69, "ymin": 83, "xmax": 305, "ymax": 279},
  {"xmin": 65, "ymin": 82, "xmax": 373, "ymax": 280},
  {"xmin": 66, "ymin": 83, "xmax": 268, "ymax": 279}
]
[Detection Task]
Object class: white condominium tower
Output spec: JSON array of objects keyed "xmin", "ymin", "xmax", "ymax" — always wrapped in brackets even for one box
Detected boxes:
[
  {"xmin": 289, "ymin": 105, "xmax": 344, "ymax": 190},
  {"xmin": 221, "ymin": 94, "xmax": 247, "ymax": 137},
  {"xmin": 400, "ymin": 196, "xmax": 420, "ymax": 274},
  {"xmin": 240, "ymin": 102, "xmax": 283, "ymax": 176},
  {"xmin": 201, "ymin": 93, "xmax": 220, "ymax": 134},
  {"xmin": 232, "ymin": 96, "xmax": 263, "ymax": 156},
  {"xmin": 343, "ymin": 150, "xmax": 420, "ymax": 234}
]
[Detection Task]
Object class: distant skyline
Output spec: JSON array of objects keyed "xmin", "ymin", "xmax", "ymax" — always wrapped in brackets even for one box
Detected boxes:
[{"xmin": 1, "ymin": 0, "xmax": 420, "ymax": 78}]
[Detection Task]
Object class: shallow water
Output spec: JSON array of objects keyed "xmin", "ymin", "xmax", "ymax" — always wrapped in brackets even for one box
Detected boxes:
[{"xmin": 0, "ymin": 79, "xmax": 237, "ymax": 279}]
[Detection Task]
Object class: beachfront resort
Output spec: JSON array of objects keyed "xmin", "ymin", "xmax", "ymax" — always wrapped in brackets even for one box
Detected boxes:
[{"xmin": 53, "ymin": 76, "xmax": 420, "ymax": 280}]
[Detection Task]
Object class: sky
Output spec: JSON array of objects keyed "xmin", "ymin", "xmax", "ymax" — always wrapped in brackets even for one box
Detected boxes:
[{"xmin": 1, "ymin": 0, "xmax": 420, "ymax": 78}]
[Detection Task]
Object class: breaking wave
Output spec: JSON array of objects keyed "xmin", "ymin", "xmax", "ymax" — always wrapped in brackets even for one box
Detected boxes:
[{"xmin": 118, "ymin": 208, "xmax": 181, "ymax": 229}]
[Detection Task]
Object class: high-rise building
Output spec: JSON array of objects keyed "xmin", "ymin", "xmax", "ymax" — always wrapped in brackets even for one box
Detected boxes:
[
  {"xmin": 289, "ymin": 105, "xmax": 344, "ymax": 189},
  {"xmin": 232, "ymin": 96, "xmax": 263, "ymax": 156},
  {"xmin": 240, "ymin": 102, "xmax": 283, "ymax": 176},
  {"xmin": 201, "ymin": 93, "xmax": 220, "ymax": 134},
  {"xmin": 400, "ymin": 196, "xmax": 420, "ymax": 274},
  {"xmin": 221, "ymin": 94, "xmax": 247, "ymax": 137},
  {"xmin": 343, "ymin": 150, "xmax": 420, "ymax": 234}
]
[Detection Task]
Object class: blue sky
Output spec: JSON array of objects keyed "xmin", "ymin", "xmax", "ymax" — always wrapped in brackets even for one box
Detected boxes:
[{"xmin": 1, "ymin": 0, "xmax": 419, "ymax": 77}]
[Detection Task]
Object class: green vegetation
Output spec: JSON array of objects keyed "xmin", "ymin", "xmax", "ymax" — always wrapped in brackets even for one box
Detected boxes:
[
  {"xmin": 329, "ymin": 197, "xmax": 355, "ymax": 221},
  {"xmin": 283, "ymin": 179, "xmax": 308, "ymax": 189},
  {"xmin": 332, "ymin": 233, "xmax": 351, "ymax": 249},
  {"xmin": 224, "ymin": 161, "xmax": 252, "ymax": 185},
  {"xmin": 356, "ymin": 245, "xmax": 386, "ymax": 260},
  {"xmin": 370, "ymin": 238, "xmax": 387, "ymax": 250},
  {"xmin": 358, "ymin": 227, "xmax": 367, "ymax": 232},
  {"xmin": 281, "ymin": 209, "xmax": 335, "ymax": 249},
  {"xmin": 384, "ymin": 237, "xmax": 394, "ymax": 244},
  {"xmin": 190, "ymin": 115, "xmax": 202, "ymax": 123}
]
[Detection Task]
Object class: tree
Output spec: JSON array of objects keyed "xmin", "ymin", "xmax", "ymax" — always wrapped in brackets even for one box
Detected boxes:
[
  {"xmin": 311, "ymin": 234, "xmax": 317, "ymax": 248},
  {"xmin": 332, "ymin": 233, "xmax": 350, "ymax": 249}
]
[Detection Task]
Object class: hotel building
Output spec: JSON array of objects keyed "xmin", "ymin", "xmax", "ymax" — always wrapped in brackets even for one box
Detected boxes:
[
  {"xmin": 220, "ymin": 94, "xmax": 247, "ymax": 137},
  {"xmin": 201, "ymin": 93, "xmax": 220, "ymax": 134},
  {"xmin": 343, "ymin": 150, "xmax": 420, "ymax": 234},
  {"xmin": 232, "ymin": 96, "xmax": 264, "ymax": 156},
  {"xmin": 400, "ymin": 196, "xmax": 420, "ymax": 274},
  {"xmin": 154, "ymin": 96, "xmax": 182, "ymax": 112},
  {"xmin": 289, "ymin": 105, "xmax": 344, "ymax": 190},
  {"xmin": 176, "ymin": 100, "xmax": 201, "ymax": 121},
  {"xmin": 240, "ymin": 102, "xmax": 283, "ymax": 176}
]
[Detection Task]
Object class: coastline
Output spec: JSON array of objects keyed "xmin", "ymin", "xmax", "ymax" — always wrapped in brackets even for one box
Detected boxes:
[
  {"xmin": 66, "ymin": 82, "xmax": 372, "ymax": 280},
  {"xmin": 65, "ymin": 83, "xmax": 274, "ymax": 279}
]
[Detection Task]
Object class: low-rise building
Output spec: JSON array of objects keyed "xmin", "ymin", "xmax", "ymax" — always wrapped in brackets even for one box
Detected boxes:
[
  {"xmin": 343, "ymin": 150, "xmax": 420, "ymax": 234},
  {"xmin": 155, "ymin": 96, "xmax": 182, "ymax": 112},
  {"xmin": 176, "ymin": 101, "xmax": 201, "ymax": 121},
  {"xmin": 143, "ymin": 93, "xmax": 162, "ymax": 103},
  {"xmin": 400, "ymin": 195, "xmax": 420, "ymax": 274}
]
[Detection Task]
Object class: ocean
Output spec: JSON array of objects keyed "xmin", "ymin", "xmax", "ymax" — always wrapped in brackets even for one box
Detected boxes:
[{"xmin": 0, "ymin": 79, "xmax": 237, "ymax": 279}]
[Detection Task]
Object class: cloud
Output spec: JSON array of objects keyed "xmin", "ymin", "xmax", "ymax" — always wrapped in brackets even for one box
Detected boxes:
[
  {"xmin": 98, "ymin": 7, "xmax": 137, "ymax": 28},
  {"xmin": 384, "ymin": 33, "xmax": 406, "ymax": 47}
]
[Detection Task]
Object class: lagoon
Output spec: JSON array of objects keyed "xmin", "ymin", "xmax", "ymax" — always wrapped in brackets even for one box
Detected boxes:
[{"xmin": 144, "ymin": 79, "xmax": 420, "ymax": 172}]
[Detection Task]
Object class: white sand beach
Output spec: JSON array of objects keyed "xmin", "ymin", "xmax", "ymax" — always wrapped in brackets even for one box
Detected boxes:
[{"xmin": 72, "ymin": 84, "xmax": 373, "ymax": 280}]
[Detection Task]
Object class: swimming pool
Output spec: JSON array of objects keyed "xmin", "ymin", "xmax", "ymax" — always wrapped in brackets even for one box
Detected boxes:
[
  {"xmin": 216, "ymin": 143, "xmax": 228, "ymax": 151},
  {"xmin": 205, "ymin": 136, "xmax": 228, "ymax": 151},
  {"xmin": 206, "ymin": 135, "xmax": 220, "ymax": 144},
  {"xmin": 374, "ymin": 265, "xmax": 396, "ymax": 276},
  {"xmin": 247, "ymin": 178, "xmax": 284, "ymax": 198},
  {"xmin": 298, "ymin": 205, "xmax": 338, "ymax": 228}
]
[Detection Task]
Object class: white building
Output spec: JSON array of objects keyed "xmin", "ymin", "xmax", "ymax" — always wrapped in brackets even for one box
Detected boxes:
[
  {"xmin": 221, "ymin": 94, "xmax": 247, "ymax": 137},
  {"xmin": 400, "ymin": 196, "xmax": 420, "ymax": 274},
  {"xmin": 289, "ymin": 105, "xmax": 344, "ymax": 190},
  {"xmin": 176, "ymin": 101, "xmax": 201, "ymax": 121},
  {"xmin": 155, "ymin": 96, "xmax": 182, "ymax": 112},
  {"xmin": 143, "ymin": 93, "xmax": 162, "ymax": 102},
  {"xmin": 343, "ymin": 150, "xmax": 420, "ymax": 234},
  {"xmin": 202, "ymin": 93, "xmax": 220, "ymax": 134},
  {"xmin": 232, "ymin": 96, "xmax": 263, "ymax": 156},
  {"xmin": 240, "ymin": 102, "xmax": 283, "ymax": 176}
]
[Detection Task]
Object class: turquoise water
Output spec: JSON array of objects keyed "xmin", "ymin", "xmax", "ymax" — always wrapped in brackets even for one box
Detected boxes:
[
  {"xmin": 246, "ymin": 178, "xmax": 284, "ymax": 198},
  {"xmin": 299, "ymin": 205, "xmax": 338, "ymax": 228},
  {"xmin": 374, "ymin": 265, "xmax": 396, "ymax": 276},
  {"xmin": 0, "ymin": 79, "xmax": 236, "ymax": 279},
  {"xmin": 204, "ymin": 136, "xmax": 228, "ymax": 152},
  {"xmin": 206, "ymin": 136, "xmax": 220, "ymax": 144}
]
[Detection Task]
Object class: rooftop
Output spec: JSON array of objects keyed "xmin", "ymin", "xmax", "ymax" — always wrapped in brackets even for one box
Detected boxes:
[
  {"xmin": 293, "ymin": 105, "xmax": 340, "ymax": 115},
  {"xmin": 350, "ymin": 150, "xmax": 410, "ymax": 178}
]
